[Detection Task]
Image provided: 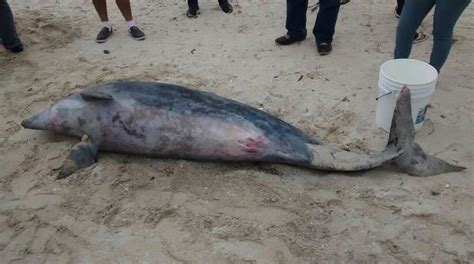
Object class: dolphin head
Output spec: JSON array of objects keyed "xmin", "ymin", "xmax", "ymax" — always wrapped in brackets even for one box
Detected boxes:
[
  {"xmin": 21, "ymin": 108, "xmax": 52, "ymax": 130},
  {"xmin": 21, "ymin": 94, "xmax": 88, "ymax": 135}
]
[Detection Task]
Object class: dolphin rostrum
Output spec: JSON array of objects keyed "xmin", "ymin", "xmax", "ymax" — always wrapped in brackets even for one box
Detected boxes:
[{"xmin": 21, "ymin": 82, "xmax": 465, "ymax": 179}]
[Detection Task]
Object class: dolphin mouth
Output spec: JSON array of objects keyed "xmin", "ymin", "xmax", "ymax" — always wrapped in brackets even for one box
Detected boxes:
[
  {"xmin": 21, "ymin": 115, "xmax": 42, "ymax": 130},
  {"xmin": 21, "ymin": 118, "xmax": 33, "ymax": 129},
  {"xmin": 21, "ymin": 119, "xmax": 30, "ymax": 128}
]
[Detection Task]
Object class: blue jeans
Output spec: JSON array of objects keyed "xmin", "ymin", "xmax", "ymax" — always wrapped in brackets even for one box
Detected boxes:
[
  {"xmin": 0, "ymin": 0, "xmax": 21, "ymax": 49},
  {"xmin": 394, "ymin": 0, "xmax": 471, "ymax": 72},
  {"xmin": 285, "ymin": 0, "xmax": 341, "ymax": 44}
]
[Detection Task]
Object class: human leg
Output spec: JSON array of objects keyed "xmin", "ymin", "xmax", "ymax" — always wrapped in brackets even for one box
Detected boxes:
[
  {"xmin": 186, "ymin": 0, "xmax": 199, "ymax": 18},
  {"xmin": 115, "ymin": 0, "xmax": 145, "ymax": 40},
  {"xmin": 92, "ymin": 0, "xmax": 109, "ymax": 22},
  {"xmin": 218, "ymin": 0, "xmax": 233, "ymax": 13},
  {"xmin": 116, "ymin": 0, "xmax": 133, "ymax": 21},
  {"xmin": 395, "ymin": 0, "xmax": 405, "ymax": 16},
  {"xmin": 312, "ymin": 0, "xmax": 341, "ymax": 45},
  {"xmin": 394, "ymin": 0, "xmax": 434, "ymax": 59},
  {"xmin": 429, "ymin": 0, "xmax": 471, "ymax": 71},
  {"xmin": 285, "ymin": 0, "xmax": 309, "ymax": 40},
  {"xmin": 275, "ymin": 0, "xmax": 308, "ymax": 45},
  {"xmin": 0, "ymin": 0, "xmax": 23, "ymax": 51}
]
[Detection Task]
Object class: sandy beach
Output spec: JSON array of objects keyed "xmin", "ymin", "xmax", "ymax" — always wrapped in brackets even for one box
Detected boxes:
[{"xmin": 1, "ymin": 0, "xmax": 473, "ymax": 263}]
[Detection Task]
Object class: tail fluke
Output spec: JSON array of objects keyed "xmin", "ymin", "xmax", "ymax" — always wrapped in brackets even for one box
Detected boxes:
[{"xmin": 389, "ymin": 86, "xmax": 466, "ymax": 176}]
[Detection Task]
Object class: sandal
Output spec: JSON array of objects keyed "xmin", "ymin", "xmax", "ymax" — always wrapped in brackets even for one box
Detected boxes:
[{"xmin": 413, "ymin": 32, "xmax": 428, "ymax": 44}]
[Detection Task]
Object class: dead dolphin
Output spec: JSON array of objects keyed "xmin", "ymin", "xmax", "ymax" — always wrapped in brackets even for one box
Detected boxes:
[{"xmin": 21, "ymin": 82, "xmax": 465, "ymax": 179}]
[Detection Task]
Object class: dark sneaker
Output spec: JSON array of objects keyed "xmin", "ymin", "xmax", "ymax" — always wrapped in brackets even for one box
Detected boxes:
[
  {"xmin": 275, "ymin": 34, "xmax": 305, "ymax": 45},
  {"xmin": 129, "ymin": 26, "xmax": 146, "ymax": 41},
  {"xmin": 96, "ymin": 27, "xmax": 112, "ymax": 43},
  {"xmin": 218, "ymin": 0, "xmax": 233, "ymax": 13},
  {"xmin": 6, "ymin": 43, "xmax": 24, "ymax": 53},
  {"xmin": 186, "ymin": 7, "xmax": 199, "ymax": 18},
  {"xmin": 317, "ymin": 42, "xmax": 332, "ymax": 55}
]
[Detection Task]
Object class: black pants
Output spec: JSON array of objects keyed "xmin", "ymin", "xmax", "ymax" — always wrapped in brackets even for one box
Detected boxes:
[
  {"xmin": 0, "ymin": 0, "xmax": 21, "ymax": 49},
  {"xmin": 285, "ymin": 0, "xmax": 341, "ymax": 44}
]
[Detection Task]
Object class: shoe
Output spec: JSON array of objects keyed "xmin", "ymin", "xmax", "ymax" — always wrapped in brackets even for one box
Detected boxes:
[
  {"xmin": 413, "ymin": 31, "xmax": 427, "ymax": 44},
  {"xmin": 129, "ymin": 26, "xmax": 146, "ymax": 41},
  {"xmin": 275, "ymin": 34, "xmax": 305, "ymax": 45},
  {"xmin": 394, "ymin": 6, "xmax": 401, "ymax": 18},
  {"xmin": 186, "ymin": 7, "xmax": 199, "ymax": 18},
  {"xmin": 218, "ymin": 0, "xmax": 233, "ymax": 13},
  {"xmin": 317, "ymin": 42, "xmax": 332, "ymax": 55},
  {"xmin": 6, "ymin": 43, "xmax": 24, "ymax": 53},
  {"xmin": 96, "ymin": 27, "xmax": 112, "ymax": 43}
]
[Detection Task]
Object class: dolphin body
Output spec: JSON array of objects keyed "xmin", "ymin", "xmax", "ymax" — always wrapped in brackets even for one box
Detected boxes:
[{"xmin": 21, "ymin": 82, "xmax": 465, "ymax": 178}]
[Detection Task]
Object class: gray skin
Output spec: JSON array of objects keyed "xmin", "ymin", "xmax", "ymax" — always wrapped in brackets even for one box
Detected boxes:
[{"xmin": 21, "ymin": 82, "xmax": 465, "ymax": 179}]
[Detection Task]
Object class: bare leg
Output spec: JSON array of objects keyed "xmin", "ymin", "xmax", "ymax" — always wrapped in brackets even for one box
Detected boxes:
[
  {"xmin": 92, "ymin": 0, "xmax": 109, "ymax": 22},
  {"xmin": 116, "ymin": 0, "xmax": 133, "ymax": 21}
]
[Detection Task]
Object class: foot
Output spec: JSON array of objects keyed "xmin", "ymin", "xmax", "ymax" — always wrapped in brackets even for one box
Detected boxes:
[
  {"xmin": 218, "ymin": 0, "xmax": 233, "ymax": 13},
  {"xmin": 6, "ymin": 43, "xmax": 24, "ymax": 53},
  {"xmin": 413, "ymin": 31, "xmax": 427, "ymax": 44},
  {"xmin": 96, "ymin": 27, "xmax": 112, "ymax": 43},
  {"xmin": 317, "ymin": 42, "xmax": 332, "ymax": 56},
  {"xmin": 275, "ymin": 34, "xmax": 305, "ymax": 45},
  {"xmin": 186, "ymin": 6, "xmax": 199, "ymax": 18},
  {"xmin": 129, "ymin": 26, "xmax": 146, "ymax": 41}
]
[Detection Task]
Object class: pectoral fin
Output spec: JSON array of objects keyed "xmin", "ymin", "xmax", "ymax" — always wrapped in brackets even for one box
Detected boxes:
[{"xmin": 58, "ymin": 135, "xmax": 98, "ymax": 179}]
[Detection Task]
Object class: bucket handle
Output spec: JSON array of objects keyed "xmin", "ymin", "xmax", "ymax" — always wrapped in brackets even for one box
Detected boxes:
[{"xmin": 375, "ymin": 91, "xmax": 393, "ymax": 100}]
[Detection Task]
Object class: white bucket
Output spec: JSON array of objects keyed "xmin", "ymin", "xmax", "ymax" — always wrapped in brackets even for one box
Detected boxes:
[{"xmin": 376, "ymin": 59, "xmax": 438, "ymax": 131}]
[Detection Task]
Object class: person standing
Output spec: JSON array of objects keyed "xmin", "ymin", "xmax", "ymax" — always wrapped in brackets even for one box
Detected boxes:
[
  {"xmin": 186, "ymin": 0, "xmax": 233, "ymax": 18},
  {"xmin": 275, "ymin": 0, "xmax": 341, "ymax": 56},
  {"xmin": 394, "ymin": 0, "xmax": 471, "ymax": 72},
  {"xmin": 0, "ymin": 0, "xmax": 23, "ymax": 53},
  {"xmin": 92, "ymin": 0, "xmax": 145, "ymax": 43}
]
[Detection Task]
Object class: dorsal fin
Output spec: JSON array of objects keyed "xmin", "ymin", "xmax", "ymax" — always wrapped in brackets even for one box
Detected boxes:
[{"xmin": 80, "ymin": 92, "xmax": 113, "ymax": 101}]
